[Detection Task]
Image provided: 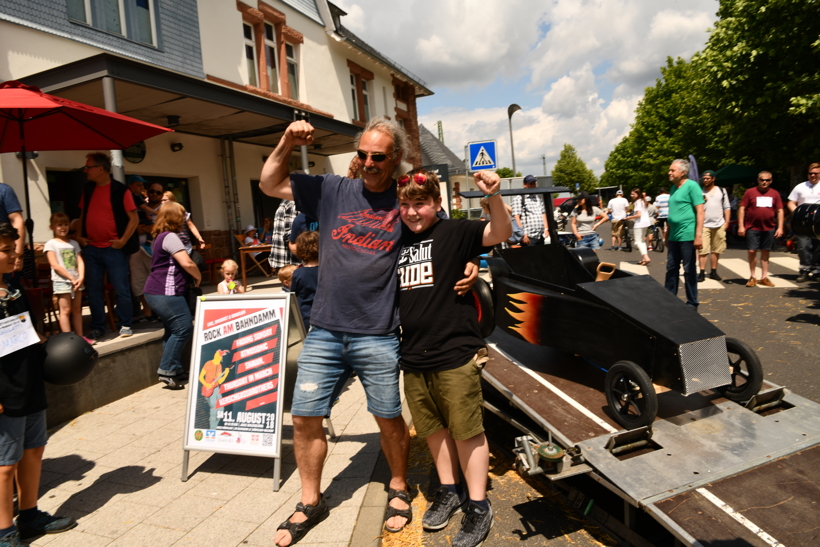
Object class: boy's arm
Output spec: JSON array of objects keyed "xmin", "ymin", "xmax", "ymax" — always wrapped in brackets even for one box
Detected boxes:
[{"xmin": 474, "ymin": 172, "xmax": 512, "ymax": 246}]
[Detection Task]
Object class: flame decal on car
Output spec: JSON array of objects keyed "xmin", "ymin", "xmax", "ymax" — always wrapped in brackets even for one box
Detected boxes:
[{"xmin": 506, "ymin": 292, "xmax": 544, "ymax": 344}]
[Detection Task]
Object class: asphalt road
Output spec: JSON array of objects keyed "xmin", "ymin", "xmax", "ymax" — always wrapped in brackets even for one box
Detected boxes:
[{"xmin": 385, "ymin": 243, "xmax": 820, "ymax": 546}]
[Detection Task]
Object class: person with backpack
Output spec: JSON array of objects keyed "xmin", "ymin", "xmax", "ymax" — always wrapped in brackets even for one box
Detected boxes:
[
  {"xmin": 75, "ymin": 153, "xmax": 139, "ymax": 340},
  {"xmin": 698, "ymin": 170, "xmax": 731, "ymax": 282}
]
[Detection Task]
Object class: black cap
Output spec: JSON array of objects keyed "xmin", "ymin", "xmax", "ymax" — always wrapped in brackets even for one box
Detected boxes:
[{"xmin": 523, "ymin": 175, "xmax": 537, "ymax": 184}]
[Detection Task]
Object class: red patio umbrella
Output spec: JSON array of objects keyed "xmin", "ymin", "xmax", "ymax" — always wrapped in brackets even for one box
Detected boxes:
[{"xmin": 0, "ymin": 80, "xmax": 173, "ymax": 247}]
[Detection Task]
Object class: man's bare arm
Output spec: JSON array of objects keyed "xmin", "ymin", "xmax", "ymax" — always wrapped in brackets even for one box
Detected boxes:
[
  {"xmin": 8, "ymin": 211, "xmax": 25, "ymax": 269},
  {"xmin": 259, "ymin": 121, "xmax": 315, "ymax": 200},
  {"xmin": 693, "ymin": 203, "xmax": 705, "ymax": 249}
]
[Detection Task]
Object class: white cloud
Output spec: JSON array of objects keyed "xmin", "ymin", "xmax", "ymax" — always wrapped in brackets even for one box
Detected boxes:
[{"xmin": 335, "ymin": 0, "xmax": 718, "ymax": 174}]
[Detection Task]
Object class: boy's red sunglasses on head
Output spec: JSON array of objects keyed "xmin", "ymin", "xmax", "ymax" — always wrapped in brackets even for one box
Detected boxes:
[{"xmin": 397, "ymin": 172, "xmax": 428, "ymax": 187}]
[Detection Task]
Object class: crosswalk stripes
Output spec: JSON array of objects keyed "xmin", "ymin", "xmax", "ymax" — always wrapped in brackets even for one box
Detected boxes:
[
  {"xmin": 770, "ymin": 256, "xmax": 801, "ymax": 271},
  {"xmin": 719, "ymin": 258, "xmax": 796, "ymax": 288},
  {"xmin": 618, "ymin": 262, "xmax": 648, "ymax": 275},
  {"xmin": 617, "ymin": 255, "xmax": 802, "ymax": 289}
]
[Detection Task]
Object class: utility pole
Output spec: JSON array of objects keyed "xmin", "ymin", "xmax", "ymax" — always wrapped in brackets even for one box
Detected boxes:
[{"xmin": 541, "ymin": 154, "xmax": 546, "ymax": 175}]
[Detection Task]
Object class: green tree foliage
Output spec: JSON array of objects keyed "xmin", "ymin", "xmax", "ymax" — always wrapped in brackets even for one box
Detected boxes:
[
  {"xmin": 603, "ymin": 0, "xmax": 820, "ymax": 189},
  {"xmin": 552, "ymin": 144, "xmax": 598, "ymax": 194},
  {"xmin": 601, "ymin": 58, "xmax": 721, "ymax": 195},
  {"xmin": 495, "ymin": 167, "xmax": 522, "ymax": 178},
  {"xmin": 698, "ymin": 0, "xmax": 820, "ymax": 168}
]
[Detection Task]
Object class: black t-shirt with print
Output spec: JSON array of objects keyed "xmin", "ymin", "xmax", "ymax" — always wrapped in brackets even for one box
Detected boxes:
[
  {"xmin": 398, "ymin": 219, "xmax": 489, "ymax": 373},
  {"xmin": 0, "ymin": 283, "xmax": 47, "ymax": 417}
]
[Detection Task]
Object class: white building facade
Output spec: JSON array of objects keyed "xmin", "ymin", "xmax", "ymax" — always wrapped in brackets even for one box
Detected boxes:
[{"xmin": 0, "ymin": 0, "xmax": 431, "ymax": 252}]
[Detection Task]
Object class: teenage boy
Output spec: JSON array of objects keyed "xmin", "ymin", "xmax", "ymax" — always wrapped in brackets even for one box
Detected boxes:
[
  {"xmin": 0, "ymin": 223, "xmax": 76, "ymax": 547},
  {"xmin": 397, "ymin": 169, "xmax": 511, "ymax": 547}
]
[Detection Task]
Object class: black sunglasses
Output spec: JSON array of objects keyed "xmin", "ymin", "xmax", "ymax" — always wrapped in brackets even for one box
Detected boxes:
[
  {"xmin": 356, "ymin": 150, "xmax": 390, "ymax": 163},
  {"xmin": 147, "ymin": 189, "xmax": 163, "ymax": 195}
]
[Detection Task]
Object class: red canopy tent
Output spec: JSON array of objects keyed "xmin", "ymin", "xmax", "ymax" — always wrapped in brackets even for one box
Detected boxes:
[{"xmin": 0, "ymin": 80, "xmax": 172, "ymax": 247}]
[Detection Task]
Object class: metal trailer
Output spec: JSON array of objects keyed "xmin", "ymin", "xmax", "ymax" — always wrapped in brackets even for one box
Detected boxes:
[
  {"xmin": 461, "ymin": 187, "xmax": 820, "ymax": 545},
  {"xmin": 480, "ymin": 332, "xmax": 820, "ymax": 546}
]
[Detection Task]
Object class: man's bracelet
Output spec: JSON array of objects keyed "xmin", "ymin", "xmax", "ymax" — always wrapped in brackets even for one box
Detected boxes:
[{"xmin": 484, "ymin": 190, "xmax": 501, "ymax": 198}]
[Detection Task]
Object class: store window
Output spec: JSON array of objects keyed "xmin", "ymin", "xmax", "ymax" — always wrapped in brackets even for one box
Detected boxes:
[
  {"xmin": 286, "ymin": 43, "xmax": 299, "ymax": 100},
  {"xmin": 350, "ymin": 74, "xmax": 359, "ymax": 120},
  {"xmin": 133, "ymin": 0, "xmax": 154, "ymax": 44},
  {"xmin": 67, "ymin": 0, "xmax": 91, "ymax": 23},
  {"xmin": 66, "ymin": 0, "xmax": 158, "ymax": 46},
  {"xmin": 244, "ymin": 22, "xmax": 259, "ymax": 88},
  {"xmin": 362, "ymin": 80, "xmax": 371, "ymax": 121},
  {"xmin": 347, "ymin": 61, "xmax": 374, "ymax": 124},
  {"xmin": 264, "ymin": 23, "xmax": 280, "ymax": 94},
  {"xmin": 101, "ymin": 0, "xmax": 124, "ymax": 34}
]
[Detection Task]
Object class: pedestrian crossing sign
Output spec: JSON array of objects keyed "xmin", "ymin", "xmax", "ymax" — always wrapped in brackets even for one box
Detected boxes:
[{"xmin": 468, "ymin": 140, "xmax": 497, "ymax": 171}]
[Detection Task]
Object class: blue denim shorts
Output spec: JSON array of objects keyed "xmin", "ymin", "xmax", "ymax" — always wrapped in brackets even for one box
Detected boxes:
[
  {"xmin": 0, "ymin": 410, "xmax": 47, "ymax": 466},
  {"xmin": 576, "ymin": 233, "xmax": 601, "ymax": 250},
  {"xmin": 292, "ymin": 327, "xmax": 402, "ymax": 419}
]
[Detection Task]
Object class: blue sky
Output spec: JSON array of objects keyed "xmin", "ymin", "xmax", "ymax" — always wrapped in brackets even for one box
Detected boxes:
[{"xmin": 337, "ymin": 0, "xmax": 719, "ymax": 176}]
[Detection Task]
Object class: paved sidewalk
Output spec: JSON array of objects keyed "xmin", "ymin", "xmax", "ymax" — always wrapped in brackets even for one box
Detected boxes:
[{"xmin": 33, "ymin": 374, "xmax": 390, "ymax": 547}]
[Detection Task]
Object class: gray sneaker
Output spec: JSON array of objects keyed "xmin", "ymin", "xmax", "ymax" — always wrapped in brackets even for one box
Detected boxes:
[
  {"xmin": 119, "ymin": 326, "xmax": 133, "ymax": 337},
  {"xmin": 453, "ymin": 502, "xmax": 493, "ymax": 547},
  {"xmin": 423, "ymin": 486, "xmax": 466, "ymax": 531}
]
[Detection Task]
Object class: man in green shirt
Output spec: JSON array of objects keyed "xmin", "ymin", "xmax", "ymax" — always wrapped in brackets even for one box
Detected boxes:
[{"xmin": 665, "ymin": 159, "xmax": 704, "ymax": 308}]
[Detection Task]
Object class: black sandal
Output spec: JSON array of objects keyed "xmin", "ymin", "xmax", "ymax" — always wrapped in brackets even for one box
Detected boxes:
[
  {"xmin": 276, "ymin": 496, "xmax": 329, "ymax": 546},
  {"xmin": 384, "ymin": 488, "xmax": 413, "ymax": 533}
]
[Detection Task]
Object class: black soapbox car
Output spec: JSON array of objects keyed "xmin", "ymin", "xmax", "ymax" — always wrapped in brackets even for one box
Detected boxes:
[{"xmin": 465, "ymin": 187, "xmax": 763, "ymax": 430}]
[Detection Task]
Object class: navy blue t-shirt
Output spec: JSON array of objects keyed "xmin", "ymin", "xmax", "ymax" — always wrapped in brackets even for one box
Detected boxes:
[
  {"xmin": 291, "ymin": 173, "xmax": 402, "ymax": 334},
  {"xmin": 0, "ymin": 184, "xmax": 23, "ymax": 223},
  {"xmin": 289, "ymin": 213, "xmax": 320, "ymax": 243},
  {"xmin": 291, "ymin": 265, "xmax": 318, "ymax": 328}
]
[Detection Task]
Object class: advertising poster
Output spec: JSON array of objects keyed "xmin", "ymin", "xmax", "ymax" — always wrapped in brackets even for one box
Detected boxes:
[{"xmin": 183, "ymin": 294, "xmax": 296, "ymax": 458}]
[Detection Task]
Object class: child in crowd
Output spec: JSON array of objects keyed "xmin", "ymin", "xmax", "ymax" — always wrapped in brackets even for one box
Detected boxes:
[
  {"xmin": 243, "ymin": 225, "xmax": 270, "ymax": 262},
  {"xmin": 277, "ymin": 264, "xmax": 296, "ymax": 291},
  {"xmin": 44, "ymin": 213, "xmax": 93, "ymax": 345},
  {"xmin": 396, "ymin": 169, "xmax": 511, "ymax": 547},
  {"xmin": 217, "ymin": 259, "xmax": 245, "ymax": 294},
  {"xmin": 0, "ymin": 223, "xmax": 77, "ymax": 547},
  {"xmin": 290, "ymin": 231, "xmax": 319, "ymax": 328}
]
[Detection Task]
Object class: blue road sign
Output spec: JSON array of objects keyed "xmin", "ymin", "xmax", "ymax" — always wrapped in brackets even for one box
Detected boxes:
[{"xmin": 468, "ymin": 140, "xmax": 497, "ymax": 171}]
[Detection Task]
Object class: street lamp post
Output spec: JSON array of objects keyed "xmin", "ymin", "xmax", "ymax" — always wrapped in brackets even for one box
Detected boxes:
[{"xmin": 507, "ymin": 103, "xmax": 521, "ymax": 175}]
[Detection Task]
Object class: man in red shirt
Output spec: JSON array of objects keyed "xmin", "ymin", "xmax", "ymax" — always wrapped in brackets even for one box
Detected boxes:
[
  {"xmin": 737, "ymin": 171, "xmax": 784, "ymax": 287},
  {"xmin": 76, "ymin": 153, "xmax": 139, "ymax": 339}
]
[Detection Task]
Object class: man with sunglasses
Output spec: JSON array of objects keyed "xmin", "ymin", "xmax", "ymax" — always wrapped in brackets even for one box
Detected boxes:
[
  {"xmin": 738, "ymin": 171, "xmax": 784, "ymax": 287},
  {"xmin": 259, "ymin": 117, "xmax": 478, "ymax": 547},
  {"xmin": 787, "ymin": 163, "xmax": 820, "ymax": 282},
  {"xmin": 77, "ymin": 152, "xmax": 139, "ymax": 340}
]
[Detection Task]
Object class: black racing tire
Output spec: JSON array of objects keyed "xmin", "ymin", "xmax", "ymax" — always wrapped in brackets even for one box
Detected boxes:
[
  {"xmin": 605, "ymin": 361, "xmax": 658, "ymax": 430},
  {"xmin": 471, "ymin": 277, "xmax": 495, "ymax": 338},
  {"xmin": 719, "ymin": 337, "xmax": 763, "ymax": 402}
]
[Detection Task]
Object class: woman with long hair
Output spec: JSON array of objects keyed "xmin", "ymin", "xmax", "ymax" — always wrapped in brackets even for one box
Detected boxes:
[
  {"xmin": 626, "ymin": 187, "xmax": 652, "ymax": 265},
  {"xmin": 143, "ymin": 202, "xmax": 201, "ymax": 389},
  {"xmin": 570, "ymin": 191, "xmax": 607, "ymax": 251}
]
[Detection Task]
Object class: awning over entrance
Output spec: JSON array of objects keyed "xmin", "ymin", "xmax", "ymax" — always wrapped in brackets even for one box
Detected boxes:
[{"xmin": 19, "ymin": 53, "xmax": 360, "ymax": 155}]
